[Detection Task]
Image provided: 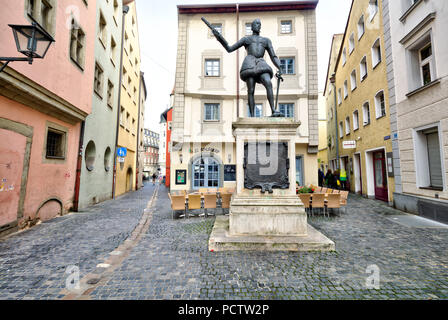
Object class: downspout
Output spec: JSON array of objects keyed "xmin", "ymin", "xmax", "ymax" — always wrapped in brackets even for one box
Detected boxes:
[
  {"xmin": 331, "ymin": 73, "xmax": 340, "ymax": 170},
  {"xmin": 73, "ymin": 120, "xmax": 85, "ymax": 212},
  {"xmin": 236, "ymin": 3, "xmax": 240, "ymax": 119},
  {"xmin": 135, "ymin": 71, "xmax": 143, "ymax": 190},
  {"xmin": 112, "ymin": 5, "xmax": 130, "ymax": 199}
]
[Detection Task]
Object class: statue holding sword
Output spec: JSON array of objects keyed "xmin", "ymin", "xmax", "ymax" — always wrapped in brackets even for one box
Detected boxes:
[{"xmin": 202, "ymin": 17, "xmax": 284, "ymax": 117}]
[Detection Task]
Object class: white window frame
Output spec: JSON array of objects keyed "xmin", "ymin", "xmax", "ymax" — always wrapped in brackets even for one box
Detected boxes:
[
  {"xmin": 345, "ymin": 117, "xmax": 350, "ymax": 135},
  {"xmin": 360, "ymin": 56, "xmax": 368, "ymax": 81},
  {"xmin": 353, "ymin": 110, "xmax": 359, "ymax": 131},
  {"xmin": 369, "ymin": 0, "xmax": 379, "ymax": 22},
  {"xmin": 280, "ymin": 57, "xmax": 295, "ymax": 75},
  {"xmin": 357, "ymin": 15, "xmax": 365, "ymax": 40},
  {"xmin": 204, "ymin": 103, "xmax": 220, "ymax": 121},
  {"xmin": 247, "ymin": 103, "xmax": 263, "ymax": 118},
  {"xmin": 339, "ymin": 122, "xmax": 344, "ymax": 138},
  {"xmin": 279, "ymin": 103, "xmax": 294, "ymax": 118},
  {"xmin": 351, "ymin": 70, "xmax": 357, "ymax": 91},
  {"xmin": 374, "ymin": 90, "xmax": 386, "ymax": 119},
  {"xmin": 338, "ymin": 89, "xmax": 342, "ymax": 105},
  {"xmin": 349, "ymin": 33, "xmax": 355, "ymax": 54},
  {"xmin": 362, "ymin": 101, "xmax": 371, "ymax": 126},
  {"xmin": 419, "ymin": 42, "xmax": 435, "ymax": 86},
  {"xmin": 371, "ymin": 38, "xmax": 382, "ymax": 68},
  {"xmin": 342, "ymin": 48, "xmax": 347, "ymax": 66},
  {"xmin": 205, "ymin": 59, "xmax": 220, "ymax": 77},
  {"xmin": 280, "ymin": 20, "xmax": 292, "ymax": 34},
  {"xmin": 344, "ymin": 80, "xmax": 348, "ymax": 99}
]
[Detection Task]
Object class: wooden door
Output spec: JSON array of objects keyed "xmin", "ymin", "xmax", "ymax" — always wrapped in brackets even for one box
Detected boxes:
[{"xmin": 373, "ymin": 150, "xmax": 388, "ymax": 202}]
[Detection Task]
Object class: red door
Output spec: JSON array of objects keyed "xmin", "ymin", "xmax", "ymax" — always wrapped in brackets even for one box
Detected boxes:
[{"xmin": 373, "ymin": 151, "xmax": 388, "ymax": 202}]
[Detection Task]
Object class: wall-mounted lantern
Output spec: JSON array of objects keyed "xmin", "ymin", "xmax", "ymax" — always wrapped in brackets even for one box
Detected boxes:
[
  {"xmin": 0, "ymin": 22, "xmax": 55, "ymax": 73},
  {"xmin": 179, "ymin": 153, "xmax": 183, "ymax": 164}
]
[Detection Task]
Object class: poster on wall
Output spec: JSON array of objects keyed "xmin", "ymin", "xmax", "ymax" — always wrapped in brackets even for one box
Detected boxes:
[
  {"xmin": 175, "ymin": 170, "xmax": 187, "ymax": 185},
  {"xmin": 224, "ymin": 165, "xmax": 236, "ymax": 181}
]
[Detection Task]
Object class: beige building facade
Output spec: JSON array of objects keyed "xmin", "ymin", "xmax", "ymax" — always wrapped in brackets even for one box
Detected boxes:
[
  {"xmin": 326, "ymin": 0, "xmax": 395, "ymax": 204},
  {"xmin": 170, "ymin": 1, "xmax": 319, "ymax": 191}
]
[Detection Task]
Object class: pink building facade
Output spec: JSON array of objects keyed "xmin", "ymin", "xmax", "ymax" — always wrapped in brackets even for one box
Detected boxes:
[{"xmin": 0, "ymin": 0, "xmax": 96, "ymax": 235}]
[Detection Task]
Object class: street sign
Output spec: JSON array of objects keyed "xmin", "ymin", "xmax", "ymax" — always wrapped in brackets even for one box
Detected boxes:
[
  {"xmin": 343, "ymin": 141, "xmax": 356, "ymax": 149},
  {"xmin": 117, "ymin": 147, "xmax": 127, "ymax": 157},
  {"xmin": 118, "ymin": 157, "xmax": 125, "ymax": 163}
]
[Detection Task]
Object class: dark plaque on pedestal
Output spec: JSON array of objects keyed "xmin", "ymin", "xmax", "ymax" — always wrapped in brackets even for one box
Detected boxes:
[{"xmin": 244, "ymin": 142, "xmax": 289, "ymax": 193}]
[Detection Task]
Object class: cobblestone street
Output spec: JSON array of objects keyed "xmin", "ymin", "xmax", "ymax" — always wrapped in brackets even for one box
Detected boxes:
[{"xmin": 0, "ymin": 183, "xmax": 447, "ymax": 300}]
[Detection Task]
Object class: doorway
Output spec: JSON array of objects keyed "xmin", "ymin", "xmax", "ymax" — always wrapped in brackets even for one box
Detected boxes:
[
  {"xmin": 126, "ymin": 167, "xmax": 133, "ymax": 192},
  {"xmin": 192, "ymin": 157, "xmax": 220, "ymax": 189},
  {"xmin": 354, "ymin": 153, "xmax": 362, "ymax": 194},
  {"xmin": 373, "ymin": 150, "xmax": 388, "ymax": 202}
]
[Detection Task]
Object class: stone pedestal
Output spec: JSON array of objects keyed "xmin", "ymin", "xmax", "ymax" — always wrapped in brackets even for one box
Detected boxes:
[{"xmin": 208, "ymin": 118, "xmax": 335, "ymax": 252}]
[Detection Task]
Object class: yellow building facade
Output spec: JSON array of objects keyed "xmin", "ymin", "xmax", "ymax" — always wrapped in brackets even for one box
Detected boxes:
[
  {"xmin": 116, "ymin": 2, "xmax": 141, "ymax": 196},
  {"xmin": 328, "ymin": 0, "xmax": 394, "ymax": 204},
  {"xmin": 317, "ymin": 93, "xmax": 328, "ymax": 173}
]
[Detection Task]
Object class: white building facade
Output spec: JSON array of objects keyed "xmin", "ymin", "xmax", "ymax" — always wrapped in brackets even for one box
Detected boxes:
[
  {"xmin": 170, "ymin": 1, "xmax": 319, "ymax": 191},
  {"xmin": 384, "ymin": 0, "xmax": 448, "ymax": 223}
]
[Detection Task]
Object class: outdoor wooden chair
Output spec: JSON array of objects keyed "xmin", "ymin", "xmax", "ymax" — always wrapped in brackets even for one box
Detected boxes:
[
  {"xmin": 203, "ymin": 193, "xmax": 217, "ymax": 217},
  {"xmin": 321, "ymin": 187, "xmax": 328, "ymax": 194},
  {"xmin": 220, "ymin": 193, "xmax": 232, "ymax": 215},
  {"xmin": 169, "ymin": 193, "xmax": 186, "ymax": 219},
  {"xmin": 332, "ymin": 189, "xmax": 340, "ymax": 194},
  {"xmin": 315, "ymin": 187, "xmax": 322, "ymax": 193},
  {"xmin": 199, "ymin": 188, "xmax": 208, "ymax": 194},
  {"xmin": 326, "ymin": 193, "xmax": 341, "ymax": 217},
  {"xmin": 327, "ymin": 188, "xmax": 334, "ymax": 194},
  {"xmin": 298, "ymin": 194, "xmax": 312, "ymax": 216},
  {"xmin": 207, "ymin": 188, "xmax": 218, "ymax": 193},
  {"xmin": 187, "ymin": 194, "xmax": 202, "ymax": 217},
  {"xmin": 340, "ymin": 191, "xmax": 349, "ymax": 213},
  {"xmin": 311, "ymin": 193, "xmax": 326, "ymax": 216}
]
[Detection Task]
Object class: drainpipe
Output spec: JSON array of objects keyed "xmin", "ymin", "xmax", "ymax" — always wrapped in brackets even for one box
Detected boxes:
[
  {"xmin": 236, "ymin": 3, "xmax": 240, "ymax": 119},
  {"xmin": 135, "ymin": 71, "xmax": 143, "ymax": 190},
  {"xmin": 330, "ymin": 73, "xmax": 340, "ymax": 170},
  {"xmin": 112, "ymin": 5, "xmax": 130, "ymax": 200},
  {"xmin": 73, "ymin": 120, "xmax": 85, "ymax": 212}
]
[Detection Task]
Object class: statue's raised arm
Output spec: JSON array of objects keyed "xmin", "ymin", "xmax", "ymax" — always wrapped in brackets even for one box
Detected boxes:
[{"xmin": 201, "ymin": 17, "xmax": 245, "ymax": 53}]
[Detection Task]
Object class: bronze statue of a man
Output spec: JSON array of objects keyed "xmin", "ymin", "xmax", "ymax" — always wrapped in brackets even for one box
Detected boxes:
[{"xmin": 206, "ymin": 18, "xmax": 283, "ymax": 117}]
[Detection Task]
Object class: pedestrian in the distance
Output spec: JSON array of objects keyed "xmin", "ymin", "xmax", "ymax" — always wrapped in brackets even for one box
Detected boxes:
[
  {"xmin": 152, "ymin": 173, "xmax": 156, "ymax": 185},
  {"xmin": 318, "ymin": 168, "xmax": 324, "ymax": 187}
]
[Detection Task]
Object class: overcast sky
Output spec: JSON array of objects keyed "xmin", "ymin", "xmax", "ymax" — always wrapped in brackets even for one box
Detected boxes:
[{"xmin": 136, "ymin": 0, "xmax": 352, "ymax": 133}]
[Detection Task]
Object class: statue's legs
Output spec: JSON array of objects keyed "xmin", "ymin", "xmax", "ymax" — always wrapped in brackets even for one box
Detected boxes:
[
  {"xmin": 246, "ymin": 77, "xmax": 256, "ymax": 117},
  {"xmin": 259, "ymin": 73, "xmax": 281, "ymax": 117}
]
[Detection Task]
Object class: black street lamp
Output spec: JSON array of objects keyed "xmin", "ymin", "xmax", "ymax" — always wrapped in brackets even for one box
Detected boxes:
[{"xmin": 0, "ymin": 22, "xmax": 55, "ymax": 73}]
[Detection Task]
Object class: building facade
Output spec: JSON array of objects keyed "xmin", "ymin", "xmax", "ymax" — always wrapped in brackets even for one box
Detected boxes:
[
  {"xmin": 170, "ymin": 1, "xmax": 319, "ymax": 191},
  {"xmin": 317, "ymin": 92, "xmax": 328, "ymax": 175},
  {"xmin": 0, "ymin": 0, "xmax": 96, "ymax": 235},
  {"xmin": 384, "ymin": 0, "xmax": 448, "ymax": 223},
  {"xmin": 161, "ymin": 107, "xmax": 173, "ymax": 188},
  {"xmin": 136, "ymin": 72, "xmax": 147, "ymax": 189},
  {"xmin": 115, "ymin": 1, "xmax": 141, "ymax": 196},
  {"xmin": 143, "ymin": 129, "xmax": 159, "ymax": 179},
  {"xmin": 77, "ymin": 0, "xmax": 123, "ymax": 209},
  {"xmin": 327, "ymin": 0, "xmax": 395, "ymax": 204}
]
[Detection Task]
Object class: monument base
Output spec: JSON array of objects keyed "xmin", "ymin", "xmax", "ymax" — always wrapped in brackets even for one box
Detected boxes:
[{"xmin": 209, "ymin": 216, "xmax": 335, "ymax": 252}]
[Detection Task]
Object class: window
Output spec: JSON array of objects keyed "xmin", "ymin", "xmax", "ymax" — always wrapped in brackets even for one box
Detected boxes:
[
  {"xmin": 46, "ymin": 128, "xmax": 66, "ymax": 159},
  {"xmin": 245, "ymin": 23, "xmax": 252, "ymax": 35},
  {"xmin": 343, "ymin": 80, "xmax": 348, "ymax": 98},
  {"xmin": 122, "ymin": 67, "xmax": 127, "ymax": 88},
  {"xmin": 339, "ymin": 122, "xmax": 344, "ymax": 138},
  {"xmin": 345, "ymin": 117, "xmax": 350, "ymax": 135},
  {"xmin": 280, "ymin": 58, "xmax": 295, "ymax": 74},
  {"xmin": 330, "ymin": 108, "xmax": 333, "ymax": 120},
  {"xmin": 371, "ymin": 38, "xmax": 382, "ymax": 68},
  {"xmin": 342, "ymin": 48, "xmax": 347, "ymax": 65},
  {"xmin": 126, "ymin": 112, "xmax": 130, "ymax": 130},
  {"xmin": 124, "ymin": 32, "xmax": 129, "ymax": 54},
  {"xmin": 98, "ymin": 12, "xmax": 107, "ymax": 47},
  {"xmin": 358, "ymin": 15, "xmax": 365, "ymax": 40},
  {"xmin": 419, "ymin": 43, "xmax": 434, "ymax": 86},
  {"xmin": 70, "ymin": 21, "xmax": 85, "ymax": 68},
  {"xmin": 27, "ymin": 0, "xmax": 55, "ymax": 34},
  {"xmin": 337, "ymin": 89, "xmax": 342, "ymax": 105},
  {"xmin": 351, "ymin": 70, "xmax": 357, "ymax": 91},
  {"xmin": 211, "ymin": 23, "xmax": 222, "ymax": 34},
  {"xmin": 349, "ymin": 33, "xmax": 355, "ymax": 54},
  {"xmin": 110, "ymin": 36, "xmax": 117, "ymax": 64},
  {"xmin": 279, "ymin": 103, "xmax": 294, "ymax": 118},
  {"xmin": 369, "ymin": 0, "xmax": 379, "ymax": 21},
  {"xmin": 205, "ymin": 59, "xmax": 220, "ymax": 77},
  {"xmin": 113, "ymin": 0, "xmax": 119, "ymax": 24},
  {"xmin": 94, "ymin": 63, "xmax": 104, "ymax": 97},
  {"xmin": 363, "ymin": 102, "xmax": 371, "ymax": 125},
  {"xmin": 104, "ymin": 147, "xmax": 111, "ymax": 172},
  {"xmin": 247, "ymin": 104, "xmax": 263, "ymax": 118},
  {"xmin": 353, "ymin": 110, "xmax": 359, "ymax": 130},
  {"xmin": 414, "ymin": 126, "xmax": 443, "ymax": 189},
  {"xmin": 204, "ymin": 103, "xmax": 220, "ymax": 121},
  {"xmin": 107, "ymin": 80, "xmax": 114, "ymax": 107},
  {"xmin": 296, "ymin": 156, "xmax": 304, "ymax": 186},
  {"xmin": 280, "ymin": 20, "xmax": 292, "ymax": 34},
  {"xmin": 360, "ymin": 56, "xmax": 368, "ymax": 81},
  {"xmin": 374, "ymin": 91, "xmax": 386, "ymax": 118},
  {"xmin": 85, "ymin": 141, "xmax": 96, "ymax": 171},
  {"xmin": 120, "ymin": 106, "xmax": 125, "ymax": 126}
]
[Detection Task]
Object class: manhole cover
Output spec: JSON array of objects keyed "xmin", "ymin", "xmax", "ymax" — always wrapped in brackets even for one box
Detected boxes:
[{"xmin": 87, "ymin": 278, "xmax": 101, "ymax": 285}]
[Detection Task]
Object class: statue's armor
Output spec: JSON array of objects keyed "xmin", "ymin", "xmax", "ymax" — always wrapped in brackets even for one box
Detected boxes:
[{"xmin": 239, "ymin": 36, "xmax": 274, "ymax": 83}]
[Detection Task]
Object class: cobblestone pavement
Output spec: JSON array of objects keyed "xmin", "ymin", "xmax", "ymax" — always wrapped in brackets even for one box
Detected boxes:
[
  {"xmin": 0, "ymin": 183, "xmax": 156, "ymax": 300},
  {"xmin": 89, "ymin": 187, "xmax": 448, "ymax": 300},
  {"xmin": 1, "ymin": 184, "xmax": 447, "ymax": 300}
]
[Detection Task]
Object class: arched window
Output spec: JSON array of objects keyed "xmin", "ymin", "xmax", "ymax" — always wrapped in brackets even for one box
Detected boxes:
[{"xmin": 192, "ymin": 157, "xmax": 220, "ymax": 189}]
